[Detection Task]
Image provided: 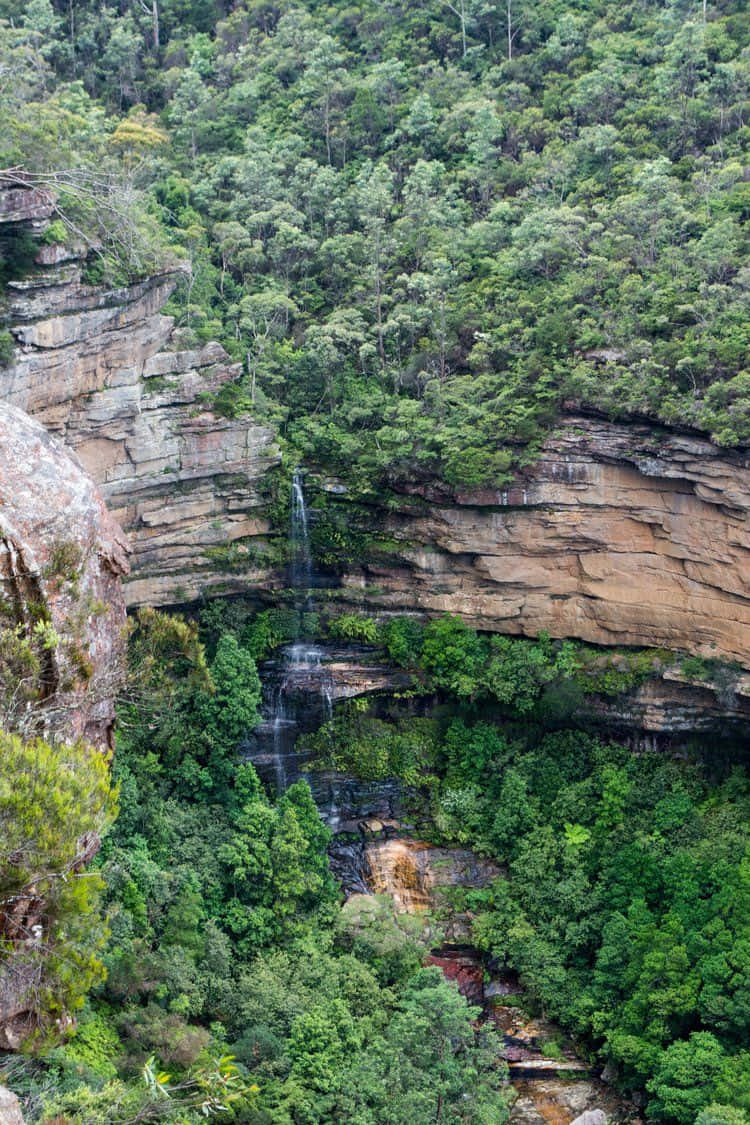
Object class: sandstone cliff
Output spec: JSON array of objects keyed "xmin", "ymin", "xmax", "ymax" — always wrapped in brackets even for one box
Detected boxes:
[
  {"xmin": 0, "ymin": 401, "xmax": 128, "ymax": 747},
  {"xmin": 335, "ymin": 414, "xmax": 750, "ymax": 669},
  {"xmin": 1, "ymin": 184, "xmax": 280, "ymax": 607}
]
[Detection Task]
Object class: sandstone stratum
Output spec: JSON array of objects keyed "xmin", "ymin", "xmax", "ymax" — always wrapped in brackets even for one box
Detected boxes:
[
  {"xmin": 336, "ymin": 414, "xmax": 750, "ymax": 668},
  {"xmin": 1, "ymin": 184, "xmax": 280, "ymax": 608}
]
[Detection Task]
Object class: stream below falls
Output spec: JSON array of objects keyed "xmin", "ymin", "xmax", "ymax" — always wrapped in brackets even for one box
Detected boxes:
[{"xmin": 242, "ymin": 472, "xmax": 641, "ymax": 1125}]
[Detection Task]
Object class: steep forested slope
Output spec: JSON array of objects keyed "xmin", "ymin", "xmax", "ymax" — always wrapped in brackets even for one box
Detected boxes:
[{"xmin": 2, "ymin": 0, "xmax": 749, "ymax": 486}]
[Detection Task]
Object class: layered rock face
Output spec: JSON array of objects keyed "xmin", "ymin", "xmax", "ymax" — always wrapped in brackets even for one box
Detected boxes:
[
  {"xmin": 0, "ymin": 402, "xmax": 128, "ymax": 747},
  {"xmin": 339, "ymin": 415, "xmax": 750, "ymax": 668},
  {"xmin": 1, "ymin": 184, "xmax": 280, "ymax": 607},
  {"xmin": 587, "ymin": 666, "xmax": 750, "ymax": 738}
]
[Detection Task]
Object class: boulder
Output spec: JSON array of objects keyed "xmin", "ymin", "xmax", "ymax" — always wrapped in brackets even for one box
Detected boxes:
[
  {"xmin": 0, "ymin": 1086, "xmax": 24, "ymax": 1125},
  {"xmin": 0, "ymin": 401, "xmax": 128, "ymax": 747},
  {"xmin": 571, "ymin": 1112, "xmax": 608, "ymax": 1125}
]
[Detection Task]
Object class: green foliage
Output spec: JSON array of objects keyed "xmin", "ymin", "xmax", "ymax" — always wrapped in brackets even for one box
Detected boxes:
[
  {"xmin": 0, "ymin": 731, "xmax": 117, "ymax": 1039},
  {"xmin": 646, "ymin": 1034, "xmax": 742, "ymax": 1123},
  {"xmin": 380, "ymin": 616, "xmax": 426, "ymax": 667},
  {"xmin": 5, "ymin": 0, "xmax": 750, "ymax": 1115},
  {"xmin": 418, "ymin": 616, "xmax": 586, "ymax": 712},
  {"xmin": 464, "ymin": 731, "xmax": 750, "ymax": 1115},
  {"xmin": 420, "ymin": 615, "xmax": 488, "ymax": 697},
  {"xmin": 26, "ymin": 609, "xmax": 509, "ymax": 1121},
  {"xmin": 336, "ymin": 894, "xmax": 429, "ymax": 987},
  {"xmin": 196, "ymin": 632, "xmax": 262, "ymax": 750},
  {"xmin": 309, "ymin": 701, "xmax": 437, "ymax": 786},
  {"xmin": 5, "ymin": 0, "xmax": 748, "ymax": 479},
  {"xmin": 0, "ymin": 329, "xmax": 15, "ymax": 366},
  {"xmin": 328, "ymin": 612, "xmax": 379, "ymax": 644},
  {"xmin": 63, "ymin": 1011, "xmax": 121, "ymax": 1079},
  {"xmin": 697, "ymin": 1107, "xmax": 750, "ymax": 1125},
  {"xmin": 41, "ymin": 219, "xmax": 67, "ymax": 244},
  {"xmin": 338, "ymin": 967, "xmax": 510, "ymax": 1124}
]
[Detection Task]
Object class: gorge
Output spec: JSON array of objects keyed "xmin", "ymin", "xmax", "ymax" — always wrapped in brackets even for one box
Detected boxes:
[
  {"xmin": 1, "ymin": 0, "xmax": 750, "ymax": 1120},
  {"xmin": 4, "ymin": 181, "xmax": 750, "ymax": 743},
  {"xmin": 2, "ymin": 182, "xmax": 750, "ymax": 1124}
]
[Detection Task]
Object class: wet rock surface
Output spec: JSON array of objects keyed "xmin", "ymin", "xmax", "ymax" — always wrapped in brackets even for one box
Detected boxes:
[
  {"xmin": 245, "ymin": 641, "xmax": 412, "ymax": 796},
  {"xmin": 364, "ymin": 838, "xmax": 500, "ymax": 938},
  {"xmin": 489, "ymin": 1001, "xmax": 639, "ymax": 1125},
  {"xmin": 509, "ymin": 1078, "xmax": 637, "ymax": 1125}
]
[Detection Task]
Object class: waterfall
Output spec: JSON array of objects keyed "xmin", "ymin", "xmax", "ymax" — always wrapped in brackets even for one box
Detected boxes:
[
  {"xmin": 248, "ymin": 469, "xmax": 334, "ymax": 796},
  {"xmin": 290, "ymin": 467, "xmax": 312, "ymax": 604}
]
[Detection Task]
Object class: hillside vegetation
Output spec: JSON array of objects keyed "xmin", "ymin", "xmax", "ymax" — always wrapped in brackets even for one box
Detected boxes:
[{"xmin": 2, "ymin": 0, "xmax": 749, "ymax": 485}]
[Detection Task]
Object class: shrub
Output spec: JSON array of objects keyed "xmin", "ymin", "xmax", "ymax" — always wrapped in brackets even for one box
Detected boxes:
[
  {"xmin": 328, "ymin": 613, "xmax": 379, "ymax": 644},
  {"xmin": 0, "ymin": 731, "xmax": 117, "ymax": 1041}
]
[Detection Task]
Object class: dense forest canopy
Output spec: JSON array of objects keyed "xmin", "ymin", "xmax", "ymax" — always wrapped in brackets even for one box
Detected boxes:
[{"xmin": 1, "ymin": 0, "xmax": 749, "ymax": 486}]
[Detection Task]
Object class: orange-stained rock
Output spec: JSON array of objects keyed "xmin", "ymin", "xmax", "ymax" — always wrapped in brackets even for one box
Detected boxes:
[
  {"xmin": 338, "ymin": 415, "xmax": 750, "ymax": 668},
  {"xmin": 365, "ymin": 839, "xmax": 501, "ymax": 940}
]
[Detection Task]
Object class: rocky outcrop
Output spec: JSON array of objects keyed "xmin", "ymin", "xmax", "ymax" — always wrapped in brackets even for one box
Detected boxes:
[
  {"xmin": 364, "ymin": 839, "xmax": 501, "ymax": 939},
  {"xmin": 0, "ymin": 401, "xmax": 128, "ymax": 747},
  {"xmin": 587, "ymin": 666, "xmax": 750, "ymax": 738},
  {"xmin": 336, "ymin": 414, "xmax": 750, "ymax": 669},
  {"xmin": 1, "ymin": 183, "xmax": 280, "ymax": 607},
  {"xmin": 70, "ymin": 340, "xmax": 279, "ymax": 608},
  {"xmin": 426, "ymin": 948, "xmax": 485, "ymax": 1004}
]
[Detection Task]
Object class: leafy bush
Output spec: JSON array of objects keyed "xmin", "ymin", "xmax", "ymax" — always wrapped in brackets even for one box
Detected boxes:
[
  {"xmin": 0, "ymin": 329, "xmax": 14, "ymax": 366},
  {"xmin": 328, "ymin": 613, "xmax": 379, "ymax": 644},
  {"xmin": 0, "ymin": 731, "xmax": 117, "ymax": 1040}
]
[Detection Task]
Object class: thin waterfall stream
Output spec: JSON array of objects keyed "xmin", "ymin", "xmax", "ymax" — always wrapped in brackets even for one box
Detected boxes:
[{"xmin": 247, "ymin": 469, "xmax": 334, "ymax": 794}]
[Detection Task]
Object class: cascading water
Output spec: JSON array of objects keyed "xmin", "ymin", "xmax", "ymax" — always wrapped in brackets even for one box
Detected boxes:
[
  {"xmin": 247, "ymin": 469, "xmax": 334, "ymax": 794},
  {"xmin": 290, "ymin": 469, "xmax": 312, "ymax": 599}
]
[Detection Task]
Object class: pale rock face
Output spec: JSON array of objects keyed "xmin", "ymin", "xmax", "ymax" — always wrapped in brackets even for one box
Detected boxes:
[
  {"xmin": 339, "ymin": 415, "xmax": 750, "ymax": 669},
  {"xmin": 0, "ymin": 1085, "xmax": 25, "ymax": 1125},
  {"xmin": 571, "ymin": 1112, "xmax": 608, "ymax": 1125},
  {"xmin": 0, "ymin": 401, "xmax": 128, "ymax": 747},
  {"xmin": 2, "ymin": 185, "xmax": 281, "ymax": 606}
]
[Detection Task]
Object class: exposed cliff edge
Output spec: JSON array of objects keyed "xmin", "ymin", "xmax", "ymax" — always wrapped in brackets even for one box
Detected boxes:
[
  {"xmin": 0, "ymin": 401, "xmax": 128, "ymax": 748},
  {"xmin": 334, "ymin": 413, "xmax": 750, "ymax": 669},
  {"xmin": 1, "ymin": 184, "xmax": 280, "ymax": 608}
]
